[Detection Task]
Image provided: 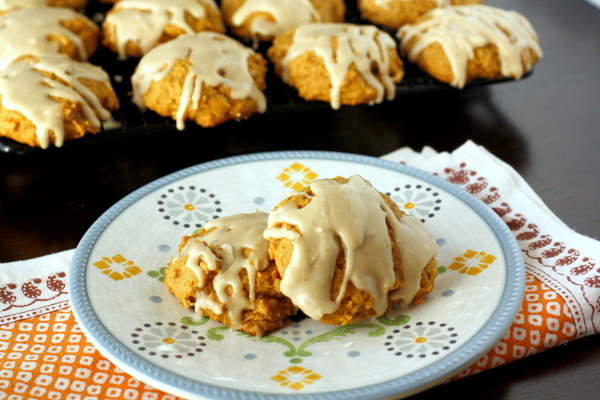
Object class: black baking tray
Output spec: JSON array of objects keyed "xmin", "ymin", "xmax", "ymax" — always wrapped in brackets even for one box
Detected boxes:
[{"xmin": 0, "ymin": 1, "xmax": 530, "ymax": 155}]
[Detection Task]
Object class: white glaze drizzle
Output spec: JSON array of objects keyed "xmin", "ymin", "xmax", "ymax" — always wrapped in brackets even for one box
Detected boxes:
[
  {"xmin": 131, "ymin": 32, "xmax": 266, "ymax": 130},
  {"xmin": 104, "ymin": 0, "xmax": 221, "ymax": 59},
  {"xmin": 176, "ymin": 212, "xmax": 271, "ymax": 330},
  {"xmin": 232, "ymin": 0, "xmax": 320, "ymax": 39},
  {"xmin": 280, "ymin": 23, "xmax": 398, "ymax": 109},
  {"xmin": 264, "ymin": 175, "xmax": 438, "ymax": 320},
  {"xmin": 0, "ymin": 54, "xmax": 115, "ymax": 148},
  {"xmin": 0, "ymin": 7, "xmax": 98, "ymax": 71},
  {"xmin": 398, "ymin": 4, "xmax": 543, "ymax": 88}
]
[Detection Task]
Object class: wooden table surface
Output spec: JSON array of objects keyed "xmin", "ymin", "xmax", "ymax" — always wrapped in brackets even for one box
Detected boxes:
[{"xmin": 1, "ymin": 0, "xmax": 599, "ymax": 398}]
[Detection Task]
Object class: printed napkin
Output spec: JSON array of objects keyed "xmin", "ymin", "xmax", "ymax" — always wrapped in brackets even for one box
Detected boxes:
[
  {"xmin": 382, "ymin": 140, "xmax": 600, "ymax": 377},
  {"xmin": 0, "ymin": 250, "xmax": 72, "ymax": 325},
  {"xmin": 1, "ymin": 140, "xmax": 599, "ymax": 399}
]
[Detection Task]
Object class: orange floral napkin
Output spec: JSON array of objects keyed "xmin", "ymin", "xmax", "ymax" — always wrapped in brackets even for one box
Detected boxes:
[
  {"xmin": 2, "ymin": 140, "xmax": 599, "ymax": 399},
  {"xmin": 382, "ymin": 140, "xmax": 600, "ymax": 378}
]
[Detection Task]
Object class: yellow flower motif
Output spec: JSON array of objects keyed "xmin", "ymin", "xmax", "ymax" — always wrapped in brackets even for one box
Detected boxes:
[
  {"xmin": 271, "ymin": 365, "xmax": 322, "ymax": 391},
  {"xmin": 276, "ymin": 162, "xmax": 318, "ymax": 191},
  {"xmin": 93, "ymin": 254, "xmax": 143, "ymax": 281},
  {"xmin": 448, "ymin": 250, "xmax": 497, "ymax": 276}
]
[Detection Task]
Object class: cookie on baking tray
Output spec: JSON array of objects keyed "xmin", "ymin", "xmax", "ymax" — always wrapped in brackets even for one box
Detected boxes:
[
  {"xmin": 164, "ymin": 212, "xmax": 295, "ymax": 337},
  {"xmin": 358, "ymin": 0, "xmax": 484, "ymax": 29},
  {"xmin": 397, "ymin": 4, "xmax": 543, "ymax": 88},
  {"xmin": 0, "ymin": 54, "xmax": 118, "ymax": 148},
  {"xmin": 264, "ymin": 175, "xmax": 439, "ymax": 326},
  {"xmin": 131, "ymin": 32, "xmax": 267, "ymax": 129},
  {"xmin": 220, "ymin": 0, "xmax": 346, "ymax": 42},
  {"xmin": 267, "ymin": 22, "xmax": 404, "ymax": 109},
  {"xmin": 101, "ymin": 0, "xmax": 226, "ymax": 59},
  {"xmin": 0, "ymin": 6, "xmax": 99, "ymax": 71}
]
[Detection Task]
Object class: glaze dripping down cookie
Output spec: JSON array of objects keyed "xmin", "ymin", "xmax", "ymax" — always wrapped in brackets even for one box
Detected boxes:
[
  {"xmin": 264, "ymin": 175, "xmax": 439, "ymax": 325},
  {"xmin": 164, "ymin": 212, "xmax": 294, "ymax": 337},
  {"xmin": 267, "ymin": 23, "xmax": 404, "ymax": 109},
  {"xmin": 398, "ymin": 4, "xmax": 543, "ymax": 88}
]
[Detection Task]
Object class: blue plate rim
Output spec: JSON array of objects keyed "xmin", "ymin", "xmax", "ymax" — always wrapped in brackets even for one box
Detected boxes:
[{"xmin": 69, "ymin": 150, "xmax": 525, "ymax": 400}]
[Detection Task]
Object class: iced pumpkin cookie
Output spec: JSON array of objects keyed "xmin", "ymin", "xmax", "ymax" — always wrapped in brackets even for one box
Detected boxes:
[
  {"xmin": 358, "ymin": 0, "xmax": 484, "ymax": 29},
  {"xmin": 131, "ymin": 32, "xmax": 267, "ymax": 129},
  {"xmin": 0, "ymin": 6, "xmax": 99, "ymax": 71},
  {"xmin": 264, "ymin": 175, "xmax": 439, "ymax": 326},
  {"xmin": 220, "ymin": 0, "xmax": 345, "ymax": 43},
  {"xmin": 267, "ymin": 23, "xmax": 404, "ymax": 109},
  {"xmin": 165, "ymin": 212, "xmax": 294, "ymax": 337},
  {"xmin": 0, "ymin": 54, "xmax": 118, "ymax": 148},
  {"xmin": 102, "ymin": 0, "xmax": 225, "ymax": 59},
  {"xmin": 398, "ymin": 4, "xmax": 543, "ymax": 88}
]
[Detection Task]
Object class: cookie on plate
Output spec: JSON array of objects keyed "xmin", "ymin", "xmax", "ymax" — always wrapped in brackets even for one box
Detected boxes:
[
  {"xmin": 165, "ymin": 212, "xmax": 294, "ymax": 337},
  {"xmin": 358, "ymin": 0, "xmax": 484, "ymax": 29},
  {"xmin": 220, "ymin": 0, "xmax": 345, "ymax": 43},
  {"xmin": 267, "ymin": 22, "xmax": 404, "ymax": 109},
  {"xmin": 398, "ymin": 4, "xmax": 543, "ymax": 88},
  {"xmin": 0, "ymin": 6, "xmax": 99, "ymax": 71},
  {"xmin": 102, "ymin": 0, "xmax": 225, "ymax": 59},
  {"xmin": 0, "ymin": 54, "xmax": 118, "ymax": 148},
  {"xmin": 131, "ymin": 32, "xmax": 267, "ymax": 129},
  {"xmin": 264, "ymin": 175, "xmax": 439, "ymax": 326}
]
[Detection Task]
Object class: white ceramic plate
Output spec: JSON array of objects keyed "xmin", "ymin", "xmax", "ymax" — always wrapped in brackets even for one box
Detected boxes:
[{"xmin": 69, "ymin": 151, "xmax": 524, "ymax": 400}]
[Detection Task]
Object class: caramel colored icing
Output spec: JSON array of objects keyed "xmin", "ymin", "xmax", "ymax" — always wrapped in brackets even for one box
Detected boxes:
[
  {"xmin": 280, "ymin": 23, "xmax": 400, "ymax": 109},
  {"xmin": 398, "ymin": 4, "xmax": 543, "ymax": 88},
  {"xmin": 0, "ymin": 7, "xmax": 98, "ymax": 71},
  {"xmin": 0, "ymin": 54, "xmax": 116, "ymax": 148},
  {"xmin": 177, "ymin": 212, "xmax": 272, "ymax": 330},
  {"xmin": 264, "ymin": 175, "xmax": 438, "ymax": 320},
  {"xmin": 131, "ymin": 32, "xmax": 267, "ymax": 130},
  {"xmin": 232, "ymin": 0, "xmax": 320, "ymax": 39},
  {"xmin": 103, "ymin": 0, "xmax": 222, "ymax": 59}
]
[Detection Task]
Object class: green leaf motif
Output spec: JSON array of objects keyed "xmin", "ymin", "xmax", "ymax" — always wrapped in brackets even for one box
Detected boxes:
[
  {"xmin": 180, "ymin": 317, "xmax": 392, "ymax": 364},
  {"xmin": 257, "ymin": 335, "xmax": 298, "ymax": 357},
  {"xmin": 297, "ymin": 323, "xmax": 385, "ymax": 357},
  {"xmin": 207, "ymin": 326, "xmax": 230, "ymax": 341},
  {"xmin": 180, "ymin": 316, "xmax": 209, "ymax": 327},
  {"xmin": 147, "ymin": 267, "xmax": 167, "ymax": 282},
  {"xmin": 378, "ymin": 314, "xmax": 411, "ymax": 326},
  {"xmin": 250, "ymin": 323, "xmax": 385, "ymax": 363}
]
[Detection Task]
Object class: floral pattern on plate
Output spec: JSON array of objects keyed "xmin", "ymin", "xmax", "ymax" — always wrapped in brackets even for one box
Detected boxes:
[{"xmin": 70, "ymin": 152, "xmax": 523, "ymax": 400}]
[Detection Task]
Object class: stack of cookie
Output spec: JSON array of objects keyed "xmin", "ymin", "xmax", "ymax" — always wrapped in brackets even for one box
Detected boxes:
[{"xmin": 164, "ymin": 175, "xmax": 439, "ymax": 337}]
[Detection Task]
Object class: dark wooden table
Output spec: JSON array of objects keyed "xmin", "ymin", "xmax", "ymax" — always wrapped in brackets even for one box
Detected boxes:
[{"xmin": 1, "ymin": 0, "xmax": 599, "ymax": 398}]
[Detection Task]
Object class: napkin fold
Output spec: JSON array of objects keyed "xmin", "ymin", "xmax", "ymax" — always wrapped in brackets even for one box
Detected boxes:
[{"xmin": 1, "ymin": 140, "xmax": 599, "ymax": 398}]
